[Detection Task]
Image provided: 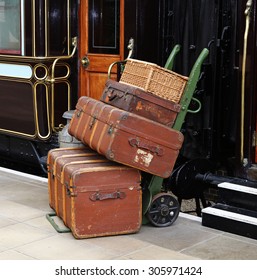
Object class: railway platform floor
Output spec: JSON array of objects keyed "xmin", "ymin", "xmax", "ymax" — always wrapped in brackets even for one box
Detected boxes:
[{"xmin": 1, "ymin": 167, "xmax": 257, "ymax": 260}]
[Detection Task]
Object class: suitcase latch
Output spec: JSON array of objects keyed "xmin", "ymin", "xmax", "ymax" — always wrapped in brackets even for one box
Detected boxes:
[
  {"xmin": 107, "ymin": 89, "xmax": 116, "ymax": 101},
  {"xmin": 76, "ymin": 109, "xmax": 82, "ymax": 118},
  {"xmin": 65, "ymin": 183, "xmax": 77, "ymax": 197},
  {"xmin": 107, "ymin": 88, "xmax": 125, "ymax": 101},
  {"xmin": 89, "ymin": 115, "xmax": 97, "ymax": 129},
  {"xmin": 107, "ymin": 124, "xmax": 114, "ymax": 135}
]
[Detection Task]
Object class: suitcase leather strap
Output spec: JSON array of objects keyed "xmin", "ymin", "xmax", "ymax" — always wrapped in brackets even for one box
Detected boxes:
[
  {"xmin": 90, "ymin": 191, "xmax": 126, "ymax": 201},
  {"xmin": 128, "ymin": 137, "xmax": 164, "ymax": 156}
]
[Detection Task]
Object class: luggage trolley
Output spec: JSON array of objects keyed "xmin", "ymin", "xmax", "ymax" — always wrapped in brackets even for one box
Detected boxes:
[
  {"xmin": 107, "ymin": 43, "xmax": 209, "ymax": 228},
  {"xmin": 141, "ymin": 47, "xmax": 209, "ymax": 227}
]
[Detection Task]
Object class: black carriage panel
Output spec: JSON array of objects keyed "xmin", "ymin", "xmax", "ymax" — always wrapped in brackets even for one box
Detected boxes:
[
  {"xmin": 0, "ymin": 79, "xmax": 35, "ymax": 136},
  {"xmin": 167, "ymin": 0, "xmax": 241, "ymax": 171},
  {"xmin": 124, "ymin": 0, "xmax": 255, "ymax": 175}
]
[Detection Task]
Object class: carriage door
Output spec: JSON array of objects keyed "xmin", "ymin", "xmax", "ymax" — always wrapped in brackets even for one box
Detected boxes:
[{"xmin": 79, "ymin": 0, "xmax": 124, "ymax": 100}]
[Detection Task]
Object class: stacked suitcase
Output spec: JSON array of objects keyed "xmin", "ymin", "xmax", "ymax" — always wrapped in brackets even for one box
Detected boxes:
[
  {"xmin": 47, "ymin": 146, "xmax": 142, "ymax": 239},
  {"xmin": 47, "ymin": 58, "xmax": 188, "ymax": 238}
]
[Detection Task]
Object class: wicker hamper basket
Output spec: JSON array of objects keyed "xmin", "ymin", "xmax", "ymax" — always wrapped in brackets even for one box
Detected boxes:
[{"xmin": 119, "ymin": 59, "xmax": 188, "ymax": 103}]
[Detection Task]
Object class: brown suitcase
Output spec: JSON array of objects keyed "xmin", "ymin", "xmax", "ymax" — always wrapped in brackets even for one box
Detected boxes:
[
  {"xmin": 101, "ymin": 79, "xmax": 181, "ymax": 126},
  {"xmin": 47, "ymin": 146, "xmax": 96, "ymax": 212},
  {"xmin": 59, "ymin": 159, "xmax": 142, "ymax": 238},
  {"xmin": 68, "ymin": 96, "xmax": 184, "ymax": 178}
]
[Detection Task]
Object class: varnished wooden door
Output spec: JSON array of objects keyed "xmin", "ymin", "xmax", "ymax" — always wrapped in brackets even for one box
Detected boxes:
[{"xmin": 79, "ymin": 0, "xmax": 124, "ymax": 99}]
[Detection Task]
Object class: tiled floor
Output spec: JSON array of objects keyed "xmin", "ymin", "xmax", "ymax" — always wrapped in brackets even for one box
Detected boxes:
[{"xmin": 1, "ymin": 167, "xmax": 257, "ymax": 260}]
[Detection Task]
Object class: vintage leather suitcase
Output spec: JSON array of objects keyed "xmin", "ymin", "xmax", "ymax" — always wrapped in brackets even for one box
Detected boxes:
[
  {"xmin": 47, "ymin": 146, "xmax": 95, "ymax": 211},
  {"xmin": 101, "ymin": 79, "xmax": 181, "ymax": 126},
  {"xmin": 60, "ymin": 159, "xmax": 142, "ymax": 238},
  {"xmin": 68, "ymin": 96, "xmax": 184, "ymax": 178}
]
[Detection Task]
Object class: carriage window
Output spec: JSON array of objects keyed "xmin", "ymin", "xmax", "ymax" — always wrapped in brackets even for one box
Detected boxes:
[
  {"xmin": 89, "ymin": 0, "xmax": 120, "ymax": 54},
  {"xmin": 0, "ymin": 0, "xmax": 22, "ymax": 54}
]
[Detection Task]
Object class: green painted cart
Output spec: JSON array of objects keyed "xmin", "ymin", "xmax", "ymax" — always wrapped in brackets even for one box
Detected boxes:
[
  {"xmin": 141, "ymin": 46, "xmax": 209, "ymax": 227},
  {"xmin": 109, "ymin": 44, "xmax": 209, "ymax": 227}
]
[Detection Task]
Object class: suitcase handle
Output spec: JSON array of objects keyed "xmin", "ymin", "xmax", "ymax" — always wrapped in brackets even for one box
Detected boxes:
[
  {"xmin": 90, "ymin": 191, "xmax": 126, "ymax": 201},
  {"xmin": 128, "ymin": 137, "xmax": 164, "ymax": 156}
]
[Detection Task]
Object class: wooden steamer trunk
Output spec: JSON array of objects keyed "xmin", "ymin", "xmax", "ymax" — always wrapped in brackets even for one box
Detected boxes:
[
  {"xmin": 68, "ymin": 96, "xmax": 184, "ymax": 178},
  {"xmin": 101, "ymin": 79, "xmax": 181, "ymax": 127},
  {"xmin": 47, "ymin": 147, "xmax": 142, "ymax": 239},
  {"xmin": 61, "ymin": 159, "xmax": 142, "ymax": 238}
]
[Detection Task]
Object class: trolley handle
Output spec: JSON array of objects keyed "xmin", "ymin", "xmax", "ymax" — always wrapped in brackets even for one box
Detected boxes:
[
  {"xmin": 172, "ymin": 48, "xmax": 209, "ymax": 131},
  {"xmin": 164, "ymin": 44, "xmax": 181, "ymax": 70}
]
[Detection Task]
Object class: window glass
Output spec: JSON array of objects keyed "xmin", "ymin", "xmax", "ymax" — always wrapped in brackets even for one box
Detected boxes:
[
  {"xmin": 0, "ymin": 0, "xmax": 21, "ymax": 54},
  {"xmin": 89, "ymin": 0, "xmax": 120, "ymax": 54}
]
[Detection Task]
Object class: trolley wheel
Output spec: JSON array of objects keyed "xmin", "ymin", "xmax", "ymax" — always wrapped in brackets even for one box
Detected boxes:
[{"xmin": 147, "ymin": 193, "xmax": 180, "ymax": 227}]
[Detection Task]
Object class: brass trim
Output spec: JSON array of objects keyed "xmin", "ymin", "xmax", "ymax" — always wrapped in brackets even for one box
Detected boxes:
[
  {"xmin": 0, "ymin": 36, "xmax": 77, "ymax": 63},
  {"xmin": 45, "ymin": 37, "xmax": 77, "ymax": 83},
  {"xmin": 34, "ymin": 82, "xmax": 51, "ymax": 140},
  {"xmin": 0, "ymin": 54, "xmax": 74, "ymax": 62},
  {"xmin": 34, "ymin": 64, "xmax": 49, "ymax": 81},
  {"xmin": 21, "ymin": 0, "xmax": 25, "ymax": 55},
  {"xmin": 32, "ymin": 0, "xmax": 36, "ymax": 57},
  {"xmin": 0, "ymin": 128, "xmax": 37, "ymax": 139},
  {"xmin": 45, "ymin": 38, "xmax": 77, "ymax": 134},
  {"xmin": 45, "ymin": 0, "xmax": 48, "ymax": 57},
  {"xmin": 241, "ymin": 0, "xmax": 252, "ymax": 163},
  {"xmin": 67, "ymin": 0, "xmax": 71, "ymax": 54},
  {"xmin": 49, "ymin": 63, "xmax": 70, "ymax": 81},
  {"xmin": 81, "ymin": 56, "xmax": 90, "ymax": 68},
  {"xmin": 51, "ymin": 80, "xmax": 71, "ymax": 133}
]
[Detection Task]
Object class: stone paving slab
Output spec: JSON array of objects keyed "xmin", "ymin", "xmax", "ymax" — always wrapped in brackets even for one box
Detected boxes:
[{"xmin": 1, "ymin": 167, "xmax": 257, "ymax": 260}]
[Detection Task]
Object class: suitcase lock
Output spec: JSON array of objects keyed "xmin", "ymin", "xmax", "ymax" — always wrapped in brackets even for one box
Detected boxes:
[
  {"xmin": 76, "ymin": 109, "xmax": 82, "ymax": 118},
  {"xmin": 107, "ymin": 88, "xmax": 126, "ymax": 101},
  {"xmin": 89, "ymin": 115, "xmax": 97, "ymax": 129},
  {"xmin": 65, "ymin": 183, "xmax": 77, "ymax": 197}
]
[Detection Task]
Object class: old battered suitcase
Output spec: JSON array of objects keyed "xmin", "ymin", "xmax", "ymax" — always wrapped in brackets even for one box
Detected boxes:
[
  {"xmin": 47, "ymin": 146, "xmax": 92, "ymax": 211},
  {"xmin": 60, "ymin": 159, "xmax": 142, "ymax": 238},
  {"xmin": 68, "ymin": 96, "xmax": 184, "ymax": 178},
  {"xmin": 101, "ymin": 79, "xmax": 181, "ymax": 126}
]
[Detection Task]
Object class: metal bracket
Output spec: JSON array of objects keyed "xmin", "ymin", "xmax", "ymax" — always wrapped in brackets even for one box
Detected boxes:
[
  {"xmin": 46, "ymin": 213, "xmax": 71, "ymax": 233},
  {"xmin": 187, "ymin": 97, "xmax": 202, "ymax": 114}
]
